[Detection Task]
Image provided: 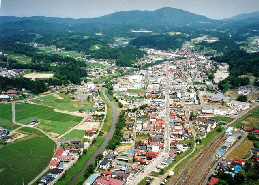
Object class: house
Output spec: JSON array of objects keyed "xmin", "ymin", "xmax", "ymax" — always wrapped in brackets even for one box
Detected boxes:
[
  {"xmin": 117, "ymin": 172, "xmax": 130, "ymax": 181},
  {"xmin": 85, "ymin": 173, "xmax": 99, "ymax": 185},
  {"xmin": 225, "ymin": 127, "xmax": 233, "ymax": 135},
  {"xmin": 146, "ymin": 151, "xmax": 157, "ymax": 159},
  {"xmin": 232, "ymin": 158, "xmax": 245, "ymax": 166},
  {"xmin": 99, "ymin": 159, "xmax": 111, "ymax": 170},
  {"xmin": 209, "ymin": 177, "xmax": 219, "ymax": 185},
  {"xmin": 95, "ymin": 176, "xmax": 124, "ymax": 185},
  {"xmin": 49, "ymin": 160, "xmax": 59, "ymax": 169},
  {"xmin": 6, "ymin": 89, "xmax": 17, "ymax": 95},
  {"xmin": 52, "ymin": 148, "xmax": 64, "ymax": 160}
]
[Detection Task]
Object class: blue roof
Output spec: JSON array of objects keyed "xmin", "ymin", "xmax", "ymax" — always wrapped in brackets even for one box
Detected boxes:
[
  {"xmin": 225, "ymin": 127, "xmax": 233, "ymax": 133},
  {"xmin": 58, "ymin": 164, "xmax": 64, "ymax": 168},
  {"xmin": 233, "ymin": 165, "xmax": 243, "ymax": 173},
  {"xmin": 85, "ymin": 173, "xmax": 99, "ymax": 185},
  {"xmin": 216, "ymin": 149, "xmax": 225, "ymax": 156},
  {"xmin": 129, "ymin": 149, "xmax": 135, "ymax": 154}
]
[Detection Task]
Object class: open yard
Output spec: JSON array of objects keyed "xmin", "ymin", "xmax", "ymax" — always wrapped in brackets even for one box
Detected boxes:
[
  {"xmin": 35, "ymin": 94, "xmax": 96, "ymax": 112},
  {"xmin": 227, "ymin": 139, "xmax": 254, "ymax": 159},
  {"xmin": 236, "ymin": 107, "xmax": 259, "ymax": 128},
  {"xmin": 0, "ymin": 127, "xmax": 55, "ymax": 185},
  {"xmin": 64, "ymin": 129, "xmax": 86, "ymax": 139},
  {"xmin": 16, "ymin": 103, "xmax": 82, "ymax": 136},
  {"xmin": 23, "ymin": 72, "xmax": 54, "ymax": 79}
]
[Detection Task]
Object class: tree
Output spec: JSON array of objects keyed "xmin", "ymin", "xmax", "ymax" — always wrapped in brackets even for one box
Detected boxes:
[
  {"xmin": 118, "ymin": 102, "xmax": 123, "ymax": 108},
  {"xmin": 236, "ymin": 95, "xmax": 247, "ymax": 102},
  {"xmin": 215, "ymin": 180, "xmax": 228, "ymax": 185}
]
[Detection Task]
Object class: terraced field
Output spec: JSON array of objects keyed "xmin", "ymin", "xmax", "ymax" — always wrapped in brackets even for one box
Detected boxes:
[
  {"xmin": 16, "ymin": 103, "xmax": 82, "ymax": 136},
  {"xmin": 0, "ymin": 127, "xmax": 55, "ymax": 185}
]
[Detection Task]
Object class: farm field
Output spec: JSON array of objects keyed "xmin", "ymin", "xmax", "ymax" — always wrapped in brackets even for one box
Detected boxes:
[
  {"xmin": 16, "ymin": 103, "xmax": 82, "ymax": 136},
  {"xmin": 0, "ymin": 104, "xmax": 12, "ymax": 127},
  {"xmin": 227, "ymin": 139, "xmax": 254, "ymax": 159},
  {"xmin": 236, "ymin": 108, "xmax": 259, "ymax": 128},
  {"xmin": 64, "ymin": 129, "xmax": 86, "ymax": 139},
  {"xmin": 35, "ymin": 94, "xmax": 96, "ymax": 112},
  {"xmin": 0, "ymin": 127, "xmax": 55, "ymax": 185}
]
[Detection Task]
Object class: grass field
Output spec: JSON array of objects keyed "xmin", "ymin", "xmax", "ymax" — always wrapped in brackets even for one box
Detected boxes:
[
  {"xmin": 0, "ymin": 127, "xmax": 55, "ymax": 185},
  {"xmin": 127, "ymin": 89, "xmax": 146, "ymax": 94},
  {"xmin": 16, "ymin": 103, "xmax": 82, "ymax": 135},
  {"xmin": 64, "ymin": 129, "xmax": 86, "ymax": 139},
  {"xmin": 86, "ymin": 61, "xmax": 105, "ymax": 69},
  {"xmin": 57, "ymin": 51, "xmax": 84, "ymax": 58},
  {"xmin": 9, "ymin": 54, "xmax": 32, "ymax": 64},
  {"xmin": 236, "ymin": 108, "xmax": 259, "ymax": 128},
  {"xmin": 35, "ymin": 94, "xmax": 96, "ymax": 112},
  {"xmin": 213, "ymin": 116, "xmax": 234, "ymax": 123},
  {"xmin": 227, "ymin": 139, "xmax": 254, "ymax": 159}
]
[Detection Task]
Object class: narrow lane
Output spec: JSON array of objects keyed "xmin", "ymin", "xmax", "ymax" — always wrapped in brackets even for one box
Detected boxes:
[{"xmin": 67, "ymin": 90, "xmax": 118, "ymax": 185}]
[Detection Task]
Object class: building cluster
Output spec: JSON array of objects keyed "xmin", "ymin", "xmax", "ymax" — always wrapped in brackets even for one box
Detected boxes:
[
  {"xmin": 0, "ymin": 69, "xmax": 24, "ymax": 78},
  {"xmin": 208, "ymin": 158, "xmax": 246, "ymax": 185}
]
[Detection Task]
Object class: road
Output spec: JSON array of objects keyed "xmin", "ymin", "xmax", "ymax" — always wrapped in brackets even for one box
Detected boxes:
[{"xmin": 67, "ymin": 90, "xmax": 118, "ymax": 185}]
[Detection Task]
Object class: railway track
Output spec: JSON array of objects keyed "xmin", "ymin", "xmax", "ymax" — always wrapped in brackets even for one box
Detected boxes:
[
  {"xmin": 170, "ymin": 133, "xmax": 225, "ymax": 185},
  {"xmin": 184, "ymin": 133, "xmax": 225, "ymax": 185}
]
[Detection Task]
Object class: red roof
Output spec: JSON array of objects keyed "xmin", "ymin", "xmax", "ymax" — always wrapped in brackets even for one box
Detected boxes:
[
  {"xmin": 150, "ymin": 131, "xmax": 156, "ymax": 135},
  {"xmin": 54, "ymin": 148, "xmax": 64, "ymax": 158},
  {"xmin": 232, "ymin": 158, "xmax": 243, "ymax": 165},
  {"xmin": 96, "ymin": 176, "xmax": 124, "ymax": 185},
  {"xmin": 244, "ymin": 126, "xmax": 253, "ymax": 131},
  {"xmin": 253, "ymin": 130, "xmax": 259, "ymax": 133},
  {"xmin": 50, "ymin": 160, "xmax": 59, "ymax": 167},
  {"xmin": 6, "ymin": 89, "xmax": 17, "ymax": 94},
  {"xmin": 209, "ymin": 177, "xmax": 219, "ymax": 185},
  {"xmin": 135, "ymin": 149, "xmax": 141, "ymax": 154},
  {"xmin": 103, "ymin": 171, "xmax": 112, "ymax": 175}
]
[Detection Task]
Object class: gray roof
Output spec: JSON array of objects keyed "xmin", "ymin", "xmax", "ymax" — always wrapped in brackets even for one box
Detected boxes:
[{"xmin": 85, "ymin": 173, "xmax": 99, "ymax": 185}]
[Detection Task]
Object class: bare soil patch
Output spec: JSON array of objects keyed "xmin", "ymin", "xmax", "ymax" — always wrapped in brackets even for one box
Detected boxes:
[
  {"xmin": 24, "ymin": 73, "xmax": 54, "ymax": 79},
  {"xmin": 53, "ymin": 94, "xmax": 64, "ymax": 100},
  {"xmin": 49, "ymin": 132, "xmax": 60, "ymax": 138},
  {"xmin": 117, "ymin": 143, "xmax": 133, "ymax": 152},
  {"xmin": 214, "ymin": 70, "xmax": 229, "ymax": 84},
  {"xmin": 76, "ymin": 122, "xmax": 100, "ymax": 130}
]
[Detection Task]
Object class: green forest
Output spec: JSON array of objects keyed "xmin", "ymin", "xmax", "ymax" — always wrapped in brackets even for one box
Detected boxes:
[{"xmin": 213, "ymin": 50, "xmax": 259, "ymax": 92}]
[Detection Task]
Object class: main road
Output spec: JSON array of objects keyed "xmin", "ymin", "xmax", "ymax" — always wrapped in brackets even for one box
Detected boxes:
[{"xmin": 67, "ymin": 90, "xmax": 118, "ymax": 185}]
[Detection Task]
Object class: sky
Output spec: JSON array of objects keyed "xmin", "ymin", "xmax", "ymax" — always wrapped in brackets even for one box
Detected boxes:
[{"xmin": 1, "ymin": 0, "xmax": 259, "ymax": 19}]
